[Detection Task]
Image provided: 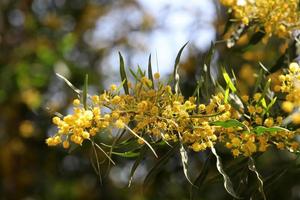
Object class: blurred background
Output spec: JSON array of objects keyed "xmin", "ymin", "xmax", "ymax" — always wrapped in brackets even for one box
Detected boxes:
[{"xmin": 1, "ymin": 0, "xmax": 300, "ymax": 199}]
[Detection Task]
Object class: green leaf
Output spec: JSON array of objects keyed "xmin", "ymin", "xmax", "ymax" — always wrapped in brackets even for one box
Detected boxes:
[
  {"xmin": 83, "ymin": 74, "xmax": 88, "ymax": 109},
  {"xmin": 128, "ymin": 146, "xmax": 147, "ymax": 187},
  {"xmin": 267, "ymin": 97, "xmax": 277, "ymax": 110},
  {"xmin": 179, "ymin": 141, "xmax": 193, "ymax": 185},
  {"xmin": 124, "ymin": 124, "xmax": 157, "ymax": 158},
  {"xmin": 148, "ymin": 54, "xmax": 154, "ymax": 89},
  {"xmin": 224, "ymin": 85, "xmax": 230, "ymax": 104},
  {"xmin": 211, "ymin": 146, "xmax": 240, "ymax": 199},
  {"xmin": 248, "ymin": 157, "xmax": 266, "ymax": 200},
  {"xmin": 129, "ymin": 68, "xmax": 140, "ymax": 81},
  {"xmin": 252, "ymin": 126, "xmax": 289, "ymax": 135},
  {"xmin": 56, "ymin": 73, "xmax": 81, "ymax": 95},
  {"xmin": 111, "ymin": 151, "xmax": 140, "ymax": 158},
  {"xmin": 210, "ymin": 119, "xmax": 247, "ymax": 130},
  {"xmin": 173, "ymin": 42, "xmax": 188, "ymax": 94},
  {"xmin": 223, "ymin": 70, "xmax": 237, "ymax": 92},
  {"xmin": 258, "ymin": 79, "xmax": 271, "ymax": 104},
  {"xmin": 119, "ymin": 52, "xmax": 129, "ymax": 94},
  {"xmin": 143, "ymin": 143, "xmax": 180, "ymax": 189}
]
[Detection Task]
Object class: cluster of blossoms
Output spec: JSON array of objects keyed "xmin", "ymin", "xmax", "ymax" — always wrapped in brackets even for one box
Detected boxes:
[
  {"xmin": 218, "ymin": 92, "xmax": 298, "ymax": 157},
  {"xmin": 47, "ymin": 68, "xmax": 300, "ymax": 157},
  {"xmin": 277, "ymin": 62, "xmax": 300, "ymax": 124},
  {"xmin": 46, "ymin": 73, "xmax": 225, "ymax": 152},
  {"xmin": 220, "ymin": 0, "xmax": 300, "ymax": 40}
]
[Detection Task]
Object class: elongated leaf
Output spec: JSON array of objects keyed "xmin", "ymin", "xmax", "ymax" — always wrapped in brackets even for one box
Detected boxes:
[
  {"xmin": 223, "ymin": 71, "xmax": 237, "ymax": 92},
  {"xmin": 129, "ymin": 68, "xmax": 140, "ymax": 81},
  {"xmin": 91, "ymin": 140, "xmax": 116, "ymax": 165},
  {"xmin": 252, "ymin": 126, "xmax": 289, "ymax": 135},
  {"xmin": 124, "ymin": 124, "xmax": 157, "ymax": 158},
  {"xmin": 148, "ymin": 54, "xmax": 154, "ymax": 89},
  {"xmin": 128, "ymin": 146, "xmax": 147, "ymax": 187},
  {"xmin": 143, "ymin": 143, "xmax": 180, "ymax": 188},
  {"xmin": 211, "ymin": 146, "xmax": 240, "ymax": 199},
  {"xmin": 258, "ymin": 79, "xmax": 271, "ymax": 104},
  {"xmin": 56, "ymin": 73, "xmax": 81, "ymax": 95},
  {"xmin": 119, "ymin": 52, "xmax": 129, "ymax": 94},
  {"xmin": 91, "ymin": 140, "xmax": 102, "ymax": 184},
  {"xmin": 111, "ymin": 151, "xmax": 140, "ymax": 158},
  {"xmin": 173, "ymin": 42, "xmax": 188, "ymax": 94},
  {"xmin": 179, "ymin": 142, "xmax": 193, "ymax": 185},
  {"xmin": 210, "ymin": 119, "xmax": 249, "ymax": 132},
  {"xmin": 83, "ymin": 74, "xmax": 88, "ymax": 109},
  {"xmin": 190, "ymin": 152, "xmax": 212, "ymax": 200},
  {"xmin": 248, "ymin": 157, "xmax": 266, "ymax": 200}
]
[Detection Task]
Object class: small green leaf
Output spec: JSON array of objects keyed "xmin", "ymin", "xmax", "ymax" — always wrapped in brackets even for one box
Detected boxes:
[
  {"xmin": 83, "ymin": 74, "xmax": 88, "ymax": 109},
  {"xmin": 111, "ymin": 151, "xmax": 140, "ymax": 158},
  {"xmin": 210, "ymin": 119, "xmax": 247, "ymax": 129},
  {"xmin": 119, "ymin": 52, "xmax": 129, "ymax": 94},
  {"xmin": 252, "ymin": 126, "xmax": 289, "ymax": 135},
  {"xmin": 148, "ymin": 54, "xmax": 154, "ymax": 89},
  {"xmin": 223, "ymin": 71, "xmax": 237, "ymax": 92}
]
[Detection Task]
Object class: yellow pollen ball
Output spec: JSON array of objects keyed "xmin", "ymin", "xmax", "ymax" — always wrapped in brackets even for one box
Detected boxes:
[
  {"xmin": 154, "ymin": 72, "xmax": 160, "ymax": 79},
  {"xmin": 73, "ymin": 99, "xmax": 81, "ymax": 106},
  {"xmin": 115, "ymin": 119, "xmax": 125, "ymax": 129},
  {"xmin": 292, "ymin": 113, "xmax": 300, "ymax": 124},
  {"xmin": 282, "ymin": 101, "xmax": 294, "ymax": 113},
  {"xmin": 110, "ymin": 84, "xmax": 117, "ymax": 91}
]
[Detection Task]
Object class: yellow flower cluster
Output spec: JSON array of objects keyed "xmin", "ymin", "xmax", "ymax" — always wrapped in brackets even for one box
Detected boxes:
[
  {"xmin": 217, "ymin": 92, "xmax": 298, "ymax": 157},
  {"xmin": 277, "ymin": 62, "xmax": 300, "ymax": 124},
  {"xmin": 47, "ymin": 69, "xmax": 300, "ymax": 157},
  {"xmin": 220, "ymin": 0, "xmax": 300, "ymax": 39}
]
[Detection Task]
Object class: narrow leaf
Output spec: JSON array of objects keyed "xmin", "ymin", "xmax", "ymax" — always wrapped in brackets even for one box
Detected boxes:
[
  {"xmin": 124, "ymin": 124, "xmax": 157, "ymax": 158},
  {"xmin": 148, "ymin": 54, "xmax": 154, "ymax": 89},
  {"xmin": 248, "ymin": 157, "xmax": 266, "ymax": 200},
  {"xmin": 173, "ymin": 42, "xmax": 188, "ymax": 94},
  {"xmin": 56, "ymin": 73, "xmax": 81, "ymax": 95},
  {"xmin": 252, "ymin": 126, "xmax": 289, "ymax": 135},
  {"xmin": 179, "ymin": 141, "xmax": 193, "ymax": 185},
  {"xmin": 111, "ymin": 151, "xmax": 140, "ymax": 158},
  {"xmin": 210, "ymin": 119, "xmax": 249, "ymax": 132},
  {"xmin": 83, "ymin": 74, "xmax": 88, "ymax": 109},
  {"xmin": 211, "ymin": 146, "xmax": 240, "ymax": 199},
  {"xmin": 223, "ymin": 71, "xmax": 237, "ymax": 92},
  {"xmin": 119, "ymin": 52, "xmax": 129, "ymax": 94}
]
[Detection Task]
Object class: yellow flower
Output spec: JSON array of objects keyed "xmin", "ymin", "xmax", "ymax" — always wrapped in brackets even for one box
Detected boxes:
[
  {"xmin": 110, "ymin": 84, "xmax": 117, "ymax": 91},
  {"xmin": 154, "ymin": 72, "xmax": 160, "ymax": 79},
  {"xmin": 73, "ymin": 99, "xmax": 81, "ymax": 106},
  {"xmin": 264, "ymin": 118, "xmax": 274, "ymax": 127},
  {"xmin": 282, "ymin": 101, "xmax": 294, "ymax": 113},
  {"xmin": 115, "ymin": 119, "xmax": 125, "ymax": 129}
]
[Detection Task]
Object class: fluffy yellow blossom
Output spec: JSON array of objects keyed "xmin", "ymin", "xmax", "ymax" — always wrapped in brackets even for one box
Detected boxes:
[{"xmin": 221, "ymin": 0, "xmax": 300, "ymax": 40}]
